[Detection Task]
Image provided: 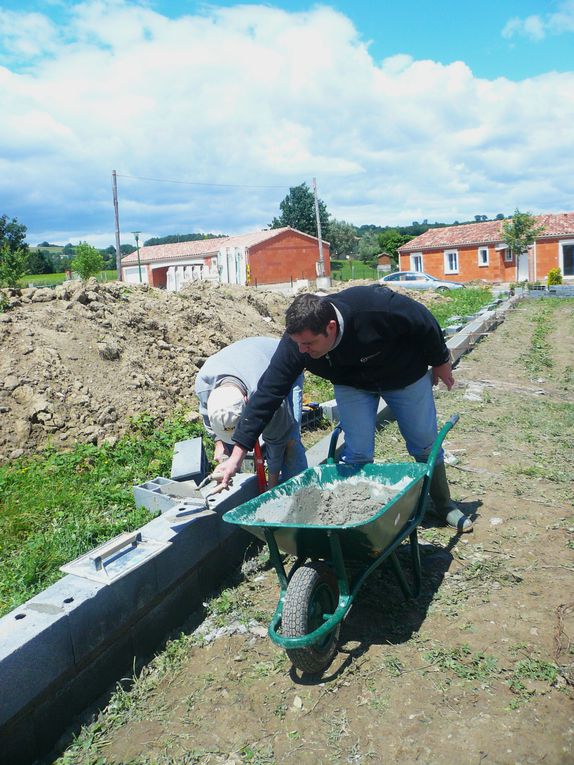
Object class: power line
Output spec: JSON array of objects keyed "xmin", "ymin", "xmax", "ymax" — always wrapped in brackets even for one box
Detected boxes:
[{"xmin": 115, "ymin": 173, "xmax": 292, "ymax": 190}]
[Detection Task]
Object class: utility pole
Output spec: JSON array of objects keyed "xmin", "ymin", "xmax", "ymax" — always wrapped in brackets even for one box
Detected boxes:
[
  {"xmin": 312, "ymin": 177, "xmax": 325, "ymax": 277},
  {"xmin": 112, "ymin": 170, "xmax": 122, "ymax": 280},
  {"xmin": 132, "ymin": 231, "xmax": 142, "ymax": 283}
]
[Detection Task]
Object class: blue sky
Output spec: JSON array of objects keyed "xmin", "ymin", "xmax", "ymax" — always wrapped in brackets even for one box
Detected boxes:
[{"xmin": 1, "ymin": 0, "xmax": 573, "ymax": 247}]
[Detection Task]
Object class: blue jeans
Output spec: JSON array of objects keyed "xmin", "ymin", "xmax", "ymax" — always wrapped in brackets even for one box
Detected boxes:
[
  {"xmin": 334, "ymin": 370, "xmax": 442, "ymax": 465},
  {"xmin": 281, "ymin": 374, "xmax": 308, "ymax": 481}
]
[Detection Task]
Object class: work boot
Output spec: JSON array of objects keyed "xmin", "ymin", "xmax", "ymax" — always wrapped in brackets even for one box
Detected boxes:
[{"xmin": 428, "ymin": 461, "xmax": 473, "ymax": 533}]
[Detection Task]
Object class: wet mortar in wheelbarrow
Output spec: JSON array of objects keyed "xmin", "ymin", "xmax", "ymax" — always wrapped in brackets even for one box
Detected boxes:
[{"xmin": 223, "ymin": 415, "xmax": 459, "ymax": 674}]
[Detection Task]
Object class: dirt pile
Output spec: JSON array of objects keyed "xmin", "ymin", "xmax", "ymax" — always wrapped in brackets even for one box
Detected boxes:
[
  {"xmin": 0, "ymin": 279, "xmax": 292, "ymax": 461},
  {"xmin": 0, "ymin": 279, "xmax": 446, "ymax": 462}
]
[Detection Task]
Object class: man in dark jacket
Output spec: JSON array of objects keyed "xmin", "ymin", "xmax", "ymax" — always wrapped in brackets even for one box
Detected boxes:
[{"xmin": 219, "ymin": 285, "xmax": 472, "ymax": 532}]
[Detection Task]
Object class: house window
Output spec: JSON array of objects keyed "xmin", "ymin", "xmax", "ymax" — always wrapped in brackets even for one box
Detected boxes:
[
  {"xmin": 444, "ymin": 250, "xmax": 459, "ymax": 274},
  {"xmin": 478, "ymin": 247, "xmax": 489, "ymax": 267},
  {"xmin": 410, "ymin": 253, "xmax": 423, "ymax": 272},
  {"xmin": 504, "ymin": 249, "xmax": 513, "ymax": 263},
  {"xmin": 560, "ymin": 241, "xmax": 574, "ymax": 277}
]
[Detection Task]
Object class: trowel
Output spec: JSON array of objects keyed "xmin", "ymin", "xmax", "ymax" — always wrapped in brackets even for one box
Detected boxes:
[
  {"xmin": 157, "ymin": 473, "xmax": 227, "ymax": 508},
  {"xmin": 158, "ymin": 473, "xmax": 230, "ymax": 527}
]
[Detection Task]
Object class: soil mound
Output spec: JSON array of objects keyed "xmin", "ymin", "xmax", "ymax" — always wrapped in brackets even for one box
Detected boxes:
[
  {"xmin": 0, "ymin": 279, "xmax": 443, "ymax": 461},
  {"xmin": 0, "ymin": 279, "xmax": 291, "ymax": 460}
]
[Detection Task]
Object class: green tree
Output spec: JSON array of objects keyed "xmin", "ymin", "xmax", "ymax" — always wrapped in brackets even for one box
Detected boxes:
[
  {"xmin": 0, "ymin": 243, "xmax": 29, "ymax": 287},
  {"xmin": 71, "ymin": 242, "xmax": 104, "ymax": 281},
  {"xmin": 328, "ymin": 219, "xmax": 358, "ymax": 259},
  {"xmin": 27, "ymin": 250, "xmax": 54, "ymax": 275},
  {"xmin": 0, "ymin": 215, "xmax": 29, "ymax": 287},
  {"xmin": 357, "ymin": 231, "xmax": 380, "ymax": 263},
  {"xmin": 502, "ymin": 209, "xmax": 544, "ymax": 257},
  {"xmin": 270, "ymin": 182, "xmax": 330, "ymax": 239},
  {"xmin": 0, "ymin": 215, "xmax": 29, "ymax": 256},
  {"xmin": 377, "ymin": 230, "xmax": 411, "ymax": 268}
]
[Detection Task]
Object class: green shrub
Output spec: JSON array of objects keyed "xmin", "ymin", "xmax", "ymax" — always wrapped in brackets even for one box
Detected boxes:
[
  {"xmin": 547, "ymin": 268, "xmax": 562, "ymax": 286},
  {"xmin": 0, "ymin": 243, "xmax": 28, "ymax": 287},
  {"xmin": 71, "ymin": 242, "xmax": 104, "ymax": 281}
]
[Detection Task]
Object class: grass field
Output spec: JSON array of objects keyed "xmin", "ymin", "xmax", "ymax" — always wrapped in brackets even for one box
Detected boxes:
[
  {"xmin": 0, "ymin": 414, "xmax": 205, "ymax": 616},
  {"xmin": 330, "ymin": 259, "xmax": 378, "ymax": 280},
  {"xmin": 18, "ymin": 270, "xmax": 118, "ymax": 287}
]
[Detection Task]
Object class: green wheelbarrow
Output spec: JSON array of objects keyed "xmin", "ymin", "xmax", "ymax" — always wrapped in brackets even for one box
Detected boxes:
[{"xmin": 223, "ymin": 415, "xmax": 459, "ymax": 674}]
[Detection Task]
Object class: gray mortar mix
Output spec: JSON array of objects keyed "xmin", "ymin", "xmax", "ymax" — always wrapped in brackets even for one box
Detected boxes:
[{"xmin": 254, "ymin": 475, "xmax": 413, "ymax": 526}]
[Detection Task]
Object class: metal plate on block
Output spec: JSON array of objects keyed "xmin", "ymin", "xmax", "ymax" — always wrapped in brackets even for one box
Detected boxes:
[{"xmin": 60, "ymin": 531, "xmax": 171, "ymax": 584}]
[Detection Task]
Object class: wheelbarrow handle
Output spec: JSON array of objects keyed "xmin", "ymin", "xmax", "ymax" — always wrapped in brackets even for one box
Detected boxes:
[
  {"xmin": 327, "ymin": 423, "xmax": 343, "ymax": 463},
  {"xmin": 425, "ymin": 413, "xmax": 460, "ymax": 477}
]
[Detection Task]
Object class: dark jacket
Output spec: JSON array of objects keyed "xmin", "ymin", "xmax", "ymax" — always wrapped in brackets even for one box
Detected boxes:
[{"xmin": 233, "ymin": 285, "xmax": 449, "ymax": 449}]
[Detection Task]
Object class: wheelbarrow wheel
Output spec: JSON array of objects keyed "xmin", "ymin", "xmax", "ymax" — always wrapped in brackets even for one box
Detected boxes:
[{"xmin": 282, "ymin": 562, "xmax": 340, "ymax": 674}]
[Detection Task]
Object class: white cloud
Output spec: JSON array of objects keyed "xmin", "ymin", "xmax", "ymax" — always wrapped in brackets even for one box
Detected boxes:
[
  {"xmin": 0, "ymin": 9, "xmax": 60, "ymax": 58},
  {"xmin": 0, "ymin": 0, "xmax": 573, "ymax": 247},
  {"xmin": 502, "ymin": 0, "xmax": 574, "ymax": 40}
]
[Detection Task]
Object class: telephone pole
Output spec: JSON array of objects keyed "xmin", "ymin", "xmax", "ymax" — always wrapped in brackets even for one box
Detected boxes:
[
  {"xmin": 312, "ymin": 177, "xmax": 331, "ymax": 286},
  {"xmin": 112, "ymin": 170, "xmax": 122, "ymax": 280},
  {"xmin": 312, "ymin": 177, "xmax": 325, "ymax": 277}
]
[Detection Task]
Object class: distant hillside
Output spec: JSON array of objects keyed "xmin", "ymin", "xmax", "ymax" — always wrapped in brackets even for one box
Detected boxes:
[
  {"xmin": 29, "ymin": 245, "xmax": 65, "ymax": 254},
  {"xmin": 143, "ymin": 233, "xmax": 227, "ymax": 246},
  {"xmin": 357, "ymin": 213, "xmax": 507, "ymax": 239}
]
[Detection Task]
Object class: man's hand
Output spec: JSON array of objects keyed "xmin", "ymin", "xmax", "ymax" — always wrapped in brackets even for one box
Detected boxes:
[
  {"xmin": 432, "ymin": 361, "xmax": 455, "ymax": 390},
  {"xmin": 214, "ymin": 445, "xmax": 247, "ymax": 488}
]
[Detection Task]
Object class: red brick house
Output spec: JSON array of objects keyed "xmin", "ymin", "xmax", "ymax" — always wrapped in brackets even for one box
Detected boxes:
[
  {"xmin": 120, "ymin": 227, "xmax": 330, "ymax": 290},
  {"xmin": 398, "ymin": 212, "xmax": 574, "ymax": 284}
]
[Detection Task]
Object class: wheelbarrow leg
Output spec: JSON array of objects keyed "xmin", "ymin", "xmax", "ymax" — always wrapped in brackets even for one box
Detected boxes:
[
  {"xmin": 388, "ymin": 528, "xmax": 422, "ymax": 600},
  {"xmin": 263, "ymin": 528, "xmax": 288, "ymax": 591}
]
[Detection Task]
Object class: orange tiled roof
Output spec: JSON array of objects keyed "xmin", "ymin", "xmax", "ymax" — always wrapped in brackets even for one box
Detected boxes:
[
  {"xmin": 400, "ymin": 212, "xmax": 574, "ymax": 252},
  {"xmin": 121, "ymin": 227, "xmax": 309, "ymax": 265}
]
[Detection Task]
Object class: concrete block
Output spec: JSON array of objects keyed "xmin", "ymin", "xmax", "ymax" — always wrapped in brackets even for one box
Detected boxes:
[
  {"xmin": 31, "ymin": 631, "xmax": 135, "ymax": 758},
  {"xmin": 548, "ymin": 284, "xmax": 574, "ymax": 296},
  {"xmin": 130, "ymin": 568, "xmax": 201, "ymax": 658},
  {"xmin": 138, "ymin": 474, "xmax": 259, "ymax": 593},
  {"xmin": 0, "ymin": 712, "xmax": 37, "ymax": 765},
  {"xmin": 23, "ymin": 575, "xmax": 120, "ymax": 667},
  {"xmin": 171, "ymin": 437, "xmax": 208, "ymax": 482},
  {"xmin": 319, "ymin": 399, "xmax": 339, "ymax": 422},
  {"xmin": 0, "ymin": 601, "xmax": 74, "ymax": 727},
  {"xmin": 147, "ymin": 511, "xmax": 222, "ymax": 593},
  {"xmin": 196, "ymin": 541, "xmax": 240, "ymax": 598},
  {"xmin": 133, "ymin": 476, "xmax": 180, "ymax": 513},
  {"xmin": 104, "ymin": 549, "xmax": 160, "ymax": 619}
]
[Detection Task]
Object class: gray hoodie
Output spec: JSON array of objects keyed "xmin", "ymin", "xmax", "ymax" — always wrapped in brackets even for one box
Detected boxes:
[{"xmin": 195, "ymin": 337, "xmax": 301, "ymax": 474}]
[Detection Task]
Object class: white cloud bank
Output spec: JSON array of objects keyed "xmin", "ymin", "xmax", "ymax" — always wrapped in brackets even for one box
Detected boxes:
[
  {"xmin": 502, "ymin": 0, "xmax": 574, "ymax": 40},
  {"xmin": 1, "ymin": 0, "xmax": 574, "ymax": 246}
]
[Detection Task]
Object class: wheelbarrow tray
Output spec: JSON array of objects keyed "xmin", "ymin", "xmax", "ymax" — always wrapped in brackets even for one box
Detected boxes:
[{"xmin": 223, "ymin": 461, "xmax": 427, "ymax": 563}]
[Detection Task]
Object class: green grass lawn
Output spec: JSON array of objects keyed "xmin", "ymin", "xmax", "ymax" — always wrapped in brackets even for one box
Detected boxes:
[
  {"xmin": 330, "ymin": 259, "xmax": 378, "ymax": 280},
  {"xmin": 18, "ymin": 270, "xmax": 118, "ymax": 287},
  {"xmin": 0, "ymin": 414, "xmax": 206, "ymax": 616}
]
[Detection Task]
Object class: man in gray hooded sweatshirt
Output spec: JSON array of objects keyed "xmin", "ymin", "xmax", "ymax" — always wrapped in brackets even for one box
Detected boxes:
[{"xmin": 195, "ymin": 336, "xmax": 307, "ymax": 488}]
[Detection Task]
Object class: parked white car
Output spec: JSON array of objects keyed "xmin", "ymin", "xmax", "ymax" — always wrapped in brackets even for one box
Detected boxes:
[{"xmin": 380, "ymin": 271, "xmax": 465, "ymax": 291}]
